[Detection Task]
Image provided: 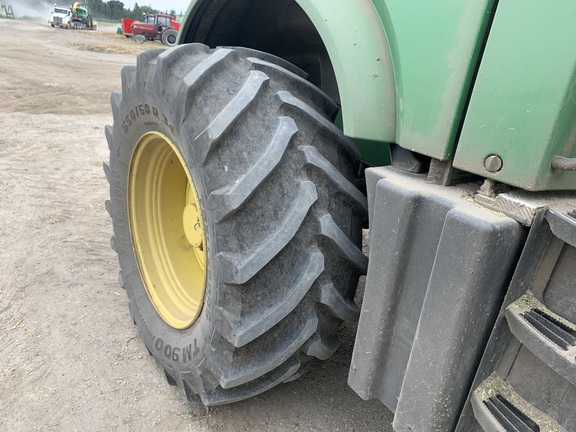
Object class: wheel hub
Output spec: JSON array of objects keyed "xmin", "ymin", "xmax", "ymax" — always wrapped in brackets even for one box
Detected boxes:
[
  {"xmin": 128, "ymin": 132, "xmax": 206, "ymax": 329},
  {"xmin": 183, "ymin": 202, "xmax": 203, "ymax": 248}
]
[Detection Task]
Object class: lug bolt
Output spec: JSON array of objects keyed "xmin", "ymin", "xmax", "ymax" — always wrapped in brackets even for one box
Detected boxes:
[{"xmin": 484, "ymin": 155, "xmax": 503, "ymax": 173}]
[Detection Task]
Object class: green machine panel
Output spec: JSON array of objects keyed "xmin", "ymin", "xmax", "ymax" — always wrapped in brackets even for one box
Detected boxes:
[
  {"xmin": 180, "ymin": 0, "xmax": 496, "ymax": 163},
  {"xmin": 375, "ymin": 0, "xmax": 495, "ymax": 160},
  {"xmin": 454, "ymin": 0, "xmax": 576, "ymax": 191}
]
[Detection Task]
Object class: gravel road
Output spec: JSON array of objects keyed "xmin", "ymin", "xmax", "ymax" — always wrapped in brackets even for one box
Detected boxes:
[{"xmin": 0, "ymin": 18, "xmax": 393, "ymax": 431}]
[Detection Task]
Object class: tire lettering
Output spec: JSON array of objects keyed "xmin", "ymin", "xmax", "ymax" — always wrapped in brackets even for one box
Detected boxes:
[
  {"xmin": 183, "ymin": 344, "xmax": 192, "ymax": 362},
  {"xmin": 171, "ymin": 347, "xmax": 180, "ymax": 362},
  {"xmin": 180, "ymin": 339, "xmax": 200, "ymax": 363},
  {"xmin": 163, "ymin": 344, "xmax": 172, "ymax": 359},
  {"xmin": 138, "ymin": 315, "xmax": 156, "ymax": 348},
  {"xmin": 155, "ymin": 337, "xmax": 164, "ymax": 352},
  {"xmin": 120, "ymin": 105, "xmax": 174, "ymax": 136},
  {"xmin": 111, "ymin": 169, "xmax": 128, "ymax": 252}
]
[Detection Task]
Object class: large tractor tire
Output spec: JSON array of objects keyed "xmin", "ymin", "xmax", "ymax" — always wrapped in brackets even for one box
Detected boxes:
[
  {"xmin": 161, "ymin": 28, "xmax": 177, "ymax": 47},
  {"xmin": 105, "ymin": 44, "xmax": 368, "ymax": 405}
]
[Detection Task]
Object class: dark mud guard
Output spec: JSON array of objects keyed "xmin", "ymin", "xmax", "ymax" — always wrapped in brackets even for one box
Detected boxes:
[{"xmin": 349, "ymin": 166, "xmax": 524, "ymax": 432}]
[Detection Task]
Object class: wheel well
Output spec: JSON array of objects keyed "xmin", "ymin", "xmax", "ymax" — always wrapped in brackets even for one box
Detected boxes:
[{"xmin": 180, "ymin": 0, "xmax": 339, "ymax": 103}]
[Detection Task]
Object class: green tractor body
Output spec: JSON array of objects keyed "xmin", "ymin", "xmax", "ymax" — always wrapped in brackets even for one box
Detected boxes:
[
  {"xmin": 70, "ymin": 2, "xmax": 96, "ymax": 30},
  {"xmin": 179, "ymin": 0, "xmax": 576, "ymax": 191},
  {"xmin": 106, "ymin": 1, "xmax": 576, "ymax": 430}
]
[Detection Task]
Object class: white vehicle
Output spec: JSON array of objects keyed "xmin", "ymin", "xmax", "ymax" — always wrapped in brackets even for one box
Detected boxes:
[{"xmin": 49, "ymin": 5, "xmax": 71, "ymax": 28}]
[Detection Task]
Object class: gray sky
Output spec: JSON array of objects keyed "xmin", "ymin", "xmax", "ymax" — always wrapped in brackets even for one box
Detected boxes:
[{"xmin": 124, "ymin": 1, "xmax": 191, "ymax": 15}]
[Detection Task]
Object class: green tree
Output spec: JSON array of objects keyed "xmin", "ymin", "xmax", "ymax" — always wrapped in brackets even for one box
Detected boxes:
[
  {"xmin": 108, "ymin": 0, "xmax": 124, "ymax": 20},
  {"xmin": 132, "ymin": 2, "xmax": 141, "ymax": 19}
]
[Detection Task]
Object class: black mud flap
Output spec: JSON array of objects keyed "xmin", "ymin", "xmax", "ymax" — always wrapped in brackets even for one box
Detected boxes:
[{"xmin": 348, "ymin": 166, "xmax": 525, "ymax": 432}]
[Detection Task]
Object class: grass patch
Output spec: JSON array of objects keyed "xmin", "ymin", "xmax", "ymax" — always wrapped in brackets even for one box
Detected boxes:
[{"xmin": 69, "ymin": 31, "xmax": 167, "ymax": 55}]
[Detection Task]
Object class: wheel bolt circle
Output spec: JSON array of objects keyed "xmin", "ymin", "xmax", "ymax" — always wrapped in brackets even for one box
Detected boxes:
[{"xmin": 183, "ymin": 203, "xmax": 203, "ymax": 248}]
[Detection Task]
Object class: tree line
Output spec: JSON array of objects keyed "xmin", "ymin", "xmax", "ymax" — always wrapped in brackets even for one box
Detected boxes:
[{"xmin": 81, "ymin": 1, "xmax": 179, "ymax": 20}]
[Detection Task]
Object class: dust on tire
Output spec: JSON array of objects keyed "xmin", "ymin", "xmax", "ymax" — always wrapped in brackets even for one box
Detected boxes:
[{"xmin": 105, "ymin": 43, "xmax": 368, "ymax": 405}]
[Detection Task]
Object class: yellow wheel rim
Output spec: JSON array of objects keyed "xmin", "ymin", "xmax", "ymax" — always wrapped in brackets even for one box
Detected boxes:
[{"xmin": 129, "ymin": 132, "xmax": 206, "ymax": 329}]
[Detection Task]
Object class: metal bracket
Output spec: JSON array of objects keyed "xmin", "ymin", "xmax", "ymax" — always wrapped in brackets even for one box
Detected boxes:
[{"xmin": 475, "ymin": 183, "xmax": 576, "ymax": 226}]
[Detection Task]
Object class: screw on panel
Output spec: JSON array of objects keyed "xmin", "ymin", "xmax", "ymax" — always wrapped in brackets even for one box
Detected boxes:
[{"xmin": 484, "ymin": 155, "xmax": 503, "ymax": 173}]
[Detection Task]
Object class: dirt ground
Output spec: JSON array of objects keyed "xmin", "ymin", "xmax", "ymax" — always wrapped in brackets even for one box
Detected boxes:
[{"xmin": 0, "ymin": 18, "xmax": 393, "ymax": 431}]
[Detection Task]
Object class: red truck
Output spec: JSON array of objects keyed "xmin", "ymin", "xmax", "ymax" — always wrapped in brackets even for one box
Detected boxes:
[{"xmin": 121, "ymin": 14, "xmax": 180, "ymax": 46}]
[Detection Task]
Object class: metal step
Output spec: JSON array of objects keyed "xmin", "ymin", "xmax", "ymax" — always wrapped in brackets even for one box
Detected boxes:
[
  {"xmin": 484, "ymin": 395, "xmax": 539, "ymax": 432},
  {"xmin": 457, "ymin": 208, "xmax": 576, "ymax": 432},
  {"xmin": 506, "ymin": 294, "xmax": 576, "ymax": 386},
  {"xmin": 471, "ymin": 374, "xmax": 565, "ymax": 432}
]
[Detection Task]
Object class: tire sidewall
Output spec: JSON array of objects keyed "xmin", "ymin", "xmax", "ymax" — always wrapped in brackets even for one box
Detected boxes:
[
  {"xmin": 108, "ymin": 45, "xmax": 367, "ymax": 403},
  {"xmin": 110, "ymin": 89, "xmax": 216, "ymax": 380},
  {"xmin": 162, "ymin": 29, "xmax": 177, "ymax": 47}
]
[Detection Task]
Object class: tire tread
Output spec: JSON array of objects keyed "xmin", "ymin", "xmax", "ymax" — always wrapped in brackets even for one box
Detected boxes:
[{"xmin": 106, "ymin": 43, "xmax": 367, "ymax": 406}]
